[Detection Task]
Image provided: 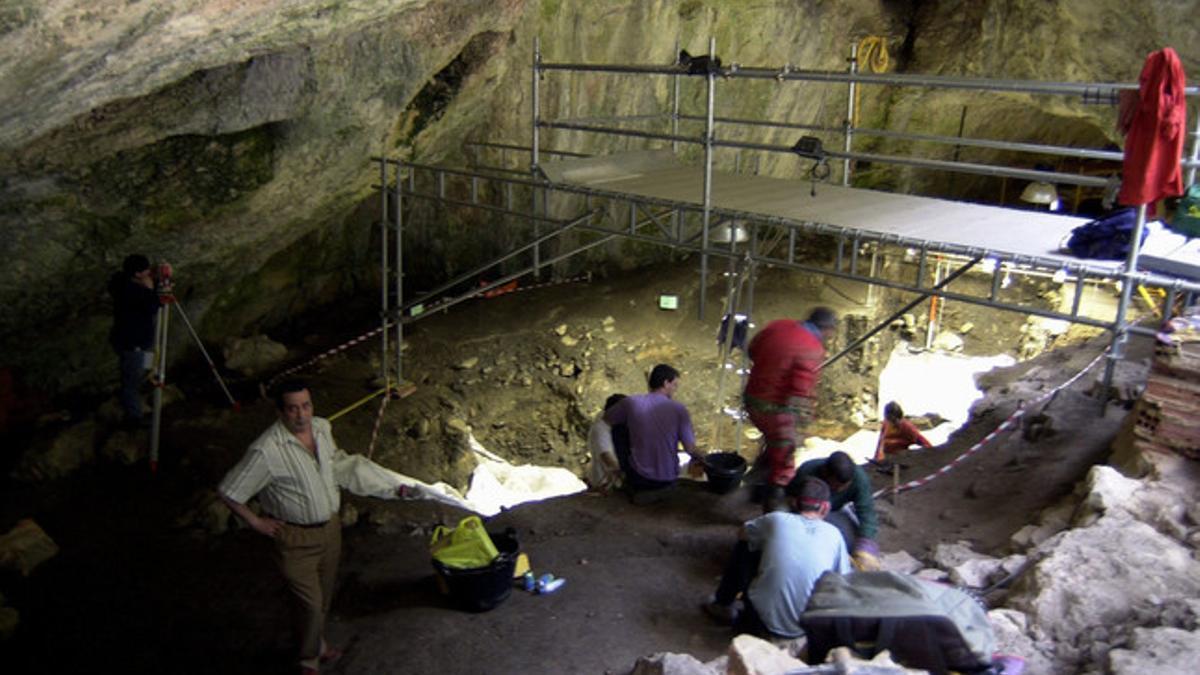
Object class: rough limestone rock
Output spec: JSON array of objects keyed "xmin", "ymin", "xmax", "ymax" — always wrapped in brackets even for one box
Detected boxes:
[
  {"xmin": 1008, "ymin": 515, "xmax": 1200, "ymax": 649},
  {"xmin": 1072, "ymin": 465, "xmax": 1141, "ymax": 526},
  {"xmin": 931, "ymin": 540, "xmax": 987, "ymax": 569},
  {"xmin": 12, "ymin": 418, "xmax": 98, "ymax": 481},
  {"xmin": 914, "ymin": 568, "xmax": 948, "ymax": 583},
  {"xmin": 630, "ymin": 652, "xmax": 719, "ymax": 675},
  {"xmin": 880, "ymin": 550, "xmax": 923, "ymax": 574},
  {"xmin": 948, "ymin": 556, "xmax": 1003, "ymax": 589},
  {"xmin": 1011, "ymin": 496, "xmax": 1077, "ymax": 549},
  {"xmin": 931, "ymin": 332, "xmax": 964, "ymax": 353},
  {"xmin": 100, "ymin": 429, "xmax": 146, "ymax": 465},
  {"xmin": 173, "ymin": 490, "xmax": 232, "ymax": 535},
  {"xmin": 987, "ymin": 609, "xmax": 1055, "ymax": 675},
  {"xmin": 1107, "ymin": 626, "xmax": 1200, "ymax": 675},
  {"xmin": 0, "ymin": 519, "xmax": 60, "ymax": 577},
  {"xmin": 222, "ymin": 334, "xmax": 288, "ymax": 376},
  {"xmin": 727, "ymin": 634, "xmax": 808, "ymax": 675},
  {"xmin": 1124, "ymin": 481, "xmax": 1192, "ymax": 542}
]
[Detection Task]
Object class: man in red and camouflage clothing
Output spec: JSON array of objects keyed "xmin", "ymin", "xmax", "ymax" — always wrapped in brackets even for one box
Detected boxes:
[{"xmin": 742, "ymin": 307, "xmax": 837, "ymax": 509}]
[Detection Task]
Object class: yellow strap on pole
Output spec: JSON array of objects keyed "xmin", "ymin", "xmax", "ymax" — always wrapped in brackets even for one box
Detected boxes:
[
  {"xmin": 1136, "ymin": 284, "xmax": 1163, "ymax": 317},
  {"xmin": 328, "ymin": 386, "xmax": 389, "ymax": 422}
]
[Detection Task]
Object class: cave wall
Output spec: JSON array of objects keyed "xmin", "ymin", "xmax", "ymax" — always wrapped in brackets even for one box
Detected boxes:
[{"xmin": 0, "ymin": 0, "xmax": 1197, "ymax": 396}]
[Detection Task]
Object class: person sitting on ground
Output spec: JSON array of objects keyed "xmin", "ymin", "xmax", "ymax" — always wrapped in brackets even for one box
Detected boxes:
[
  {"xmin": 604, "ymin": 364, "xmax": 705, "ymax": 501},
  {"xmin": 871, "ymin": 401, "xmax": 933, "ymax": 468},
  {"xmin": 787, "ymin": 450, "xmax": 881, "ymax": 571},
  {"xmin": 587, "ymin": 393, "xmax": 628, "ymax": 492},
  {"xmin": 703, "ymin": 477, "xmax": 851, "ymax": 638}
]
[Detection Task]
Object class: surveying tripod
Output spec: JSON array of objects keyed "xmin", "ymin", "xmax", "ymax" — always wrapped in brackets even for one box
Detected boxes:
[{"xmin": 148, "ymin": 262, "xmax": 238, "ymax": 472}]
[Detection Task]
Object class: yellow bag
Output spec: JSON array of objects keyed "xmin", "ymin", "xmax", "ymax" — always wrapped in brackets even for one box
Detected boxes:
[{"xmin": 429, "ymin": 515, "xmax": 499, "ymax": 570}]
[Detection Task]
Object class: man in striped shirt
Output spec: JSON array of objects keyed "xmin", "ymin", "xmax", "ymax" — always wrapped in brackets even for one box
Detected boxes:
[{"xmin": 220, "ymin": 380, "xmax": 344, "ymax": 674}]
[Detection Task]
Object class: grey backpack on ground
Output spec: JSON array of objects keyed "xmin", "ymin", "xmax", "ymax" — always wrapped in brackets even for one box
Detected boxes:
[{"xmin": 800, "ymin": 570, "xmax": 996, "ymax": 674}]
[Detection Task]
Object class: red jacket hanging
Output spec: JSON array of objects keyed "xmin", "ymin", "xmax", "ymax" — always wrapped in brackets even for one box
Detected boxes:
[{"xmin": 1118, "ymin": 47, "xmax": 1187, "ymax": 207}]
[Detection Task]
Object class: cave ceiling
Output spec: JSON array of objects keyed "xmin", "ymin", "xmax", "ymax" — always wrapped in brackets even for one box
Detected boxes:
[{"xmin": 0, "ymin": 0, "xmax": 1197, "ymax": 394}]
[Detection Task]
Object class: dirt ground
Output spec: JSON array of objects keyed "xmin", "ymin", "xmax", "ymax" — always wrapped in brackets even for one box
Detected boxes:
[{"xmin": 0, "ymin": 259, "xmax": 1148, "ymax": 673}]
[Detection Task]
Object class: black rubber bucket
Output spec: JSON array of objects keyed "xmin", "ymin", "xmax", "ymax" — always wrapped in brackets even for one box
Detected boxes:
[
  {"xmin": 703, "ymin": 452, "xmax": 747, "ymax": 494},
  {"xmin": 432, "ymin": 530, "xmax": 520, "ymax": 612}
]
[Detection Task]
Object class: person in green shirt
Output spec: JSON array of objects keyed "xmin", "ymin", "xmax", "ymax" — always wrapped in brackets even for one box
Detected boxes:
[{"xmin": 787, "ymin": 451, "xmax": 881, "ymax": 570}]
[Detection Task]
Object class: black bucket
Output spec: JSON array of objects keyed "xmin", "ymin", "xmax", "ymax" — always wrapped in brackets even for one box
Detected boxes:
[
  {"xmin": 703, "ymin": 452, "xmax": 747, "ymax": 494},
  {"xmin": 432, "ymin": 530, "xmax": 520, "ymax": 612}
]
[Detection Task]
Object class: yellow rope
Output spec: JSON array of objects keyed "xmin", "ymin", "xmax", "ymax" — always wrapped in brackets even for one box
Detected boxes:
[
  {"xmin": 328, "ymin": 386, "xmax": 389, "ymax": 422},
  {"xmin": 852, "ymin": 36, "xmax": 889, "ymax": 128},
  {"xmin": 858, "ymin": 36, "xmax": 889, "ymax": 73}
]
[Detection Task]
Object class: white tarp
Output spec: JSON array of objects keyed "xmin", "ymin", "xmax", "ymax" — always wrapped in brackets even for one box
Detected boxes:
[
  {"xmin": 793, "ymin": 342, "xmax": 1015, "ymax": 466},
  {"xmin": 464, "ymin": 435, "xmax": 587, "ymax": 517},
  {"xmin": 333, "ymin": 434, "xmax": 586, "ymax": 517}
]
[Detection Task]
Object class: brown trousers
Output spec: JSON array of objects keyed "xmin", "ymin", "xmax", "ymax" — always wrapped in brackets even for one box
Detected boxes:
[{"xmin": 274, "ymin": 517, "xmax": 341, "ymax": 668}]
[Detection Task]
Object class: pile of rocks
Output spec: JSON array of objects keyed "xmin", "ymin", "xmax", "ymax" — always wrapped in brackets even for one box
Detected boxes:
[
  {"xmin": 630, "ymin": 635, "xmax": 924, "ymax": 675},
  {"xmin": 628, "ymin": 457, "xmax": 1200, "ymax": 675}
]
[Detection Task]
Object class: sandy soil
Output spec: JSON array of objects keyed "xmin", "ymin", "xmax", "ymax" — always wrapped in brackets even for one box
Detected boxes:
[{"xmin": 0, "ymin": 260, "xmax": 1148, "ymax": 673}]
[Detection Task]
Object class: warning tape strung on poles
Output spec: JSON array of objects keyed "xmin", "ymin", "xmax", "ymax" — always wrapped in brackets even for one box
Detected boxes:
[
  {"xmin": 366, "ymin": 390, "xmax": 392, "ymax": 459},
  {"xmin": 874, "ymin": 348, "xmax": 1109, "ymax": 499},
  {"xmin": 419, "ymin": 271, "xmax": 594, "ymax": 312},
  {"xmin": 263, "ymin": 273, "xmax": 594, "ymax": 390},
  {"xmin": 264, "ymin": 325, "xmax": 386, "ymax": 390},
  {"xmin": 506, "ymin": 271, "xmax": 592, "ymax": 295}
]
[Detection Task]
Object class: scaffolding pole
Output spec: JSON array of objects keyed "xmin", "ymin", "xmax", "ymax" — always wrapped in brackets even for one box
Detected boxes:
[
  {"xmin": 537, "ymin": 59, "xmax": 1196, "ymax": 99},
  {"xmin": 532, "ymin": 36, "xmax": 543, "ymax": 275},
  {"xmin": 1101, "ymin": 203, "xmax": 1148, "ymax": 415},
  {"xmin": 822, "ymin": 257, "xmax": 980, "ymax": 370},
  {"xmin": 1187, "ymin": 111, "xmax": 1200, "ymax": 187},
  {"xmin": 540, "ymin": 119, "xmax": 1113, "ymax": 189},
  {"xmin": 671, "ymin": 39, "xmax": 681, "ymax": 155},
  {"xmin": 383, "ymin": 157, "xmax": 1200, "ymax": 297},
  {"xmin": 378, "ymin": 158, "xmax": 390, "ymax": 387},
  {"xmin": 392, "ymin": 159, "xmax": 404, "ymax": 386},
  {"xmin": 843, "ymin": 41, "xmax": 857, "ymax": 186},
  {"xmin": 700, "ymin": 36, "xmax": 716, "ymax": 320}
]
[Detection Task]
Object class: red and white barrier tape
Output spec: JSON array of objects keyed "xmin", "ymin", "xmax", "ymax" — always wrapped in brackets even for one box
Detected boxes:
[
  {"xmin": 506, "ymin": 272, "xmax": 592, "ymax": 295},
  {"xmin": 875, "ymin": 349, "xmax": 1108, "ymax": 498},
  {"xmin": 366, "ymin": 391, "xmax": 392, "ymax": 459},
  {"xmin": 264, "ymin": 273, "xmax": 594, "ymax": 391},
  {"xmin": 264, "ymin": 325, "xmax": 385, "ymax": 389}
]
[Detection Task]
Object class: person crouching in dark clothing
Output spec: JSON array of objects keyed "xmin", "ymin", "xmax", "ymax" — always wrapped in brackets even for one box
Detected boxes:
[{"xmin": 108, "ymin": 254, "xmax": 159, "ymax": 426}]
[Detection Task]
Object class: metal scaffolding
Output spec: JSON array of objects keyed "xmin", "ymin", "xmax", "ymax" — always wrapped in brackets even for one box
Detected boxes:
[{"xmin": 372, "ymin": 39, "xmax": 1200, "ymax": 415}]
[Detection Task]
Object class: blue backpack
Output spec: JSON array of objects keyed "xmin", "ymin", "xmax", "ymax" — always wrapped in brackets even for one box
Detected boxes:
[{"xmin": 1066, "ymin": 208, "xmax": 1148, "ymax": 260}]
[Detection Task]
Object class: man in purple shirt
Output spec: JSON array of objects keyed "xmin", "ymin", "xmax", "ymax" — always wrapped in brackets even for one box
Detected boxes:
[{"xmin": 605, "ymin": 364, "xmax": 704, "ymax": 500}]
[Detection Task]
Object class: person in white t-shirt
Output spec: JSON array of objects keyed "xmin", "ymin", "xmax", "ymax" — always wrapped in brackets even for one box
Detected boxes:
[
  {"xmin": 587, "ymin": 394, "xmax": 627, "ymax": 492},
  {"xmin": 703, "ymin": 477, "xmax": 852, "ymax": 638}
]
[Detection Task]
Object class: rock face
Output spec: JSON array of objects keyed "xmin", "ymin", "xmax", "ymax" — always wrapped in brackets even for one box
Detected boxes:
[
  {"xmin": 0, "ymin": 1, "xmax": 1197, "ymax": 394},
  {"xmin": 222, "ymin": 334, "xmax": 289, "ymax": 376},
  {"xmin": 1108, "ymin": 627, "xmax": 1200, "ymax": 675},
  {"xmin": 0, "ymin": 520, "xmax": 60, "ymax": 577},
  {"xmin": 11, "ymin": 419, "xmax": 98, "ymax": 481}
]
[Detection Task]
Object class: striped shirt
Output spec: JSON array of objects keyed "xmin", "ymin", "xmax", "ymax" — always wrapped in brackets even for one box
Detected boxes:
[{"xmin": 219, "ymin": 417, "xmax": 341, "ymax": 525}]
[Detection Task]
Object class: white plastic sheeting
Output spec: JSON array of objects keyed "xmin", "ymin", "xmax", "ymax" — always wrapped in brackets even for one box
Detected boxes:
[
  {"xmin": 333, "ymin": 434, "xmax": 586, "ymax": 516},
  {"xmin": 794, "ymin": 342, "xmax": 1015, "ymax": 467},
  {"xmin": 463, "ymin": 435, "xmax": 587, "ymax": 516}
]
